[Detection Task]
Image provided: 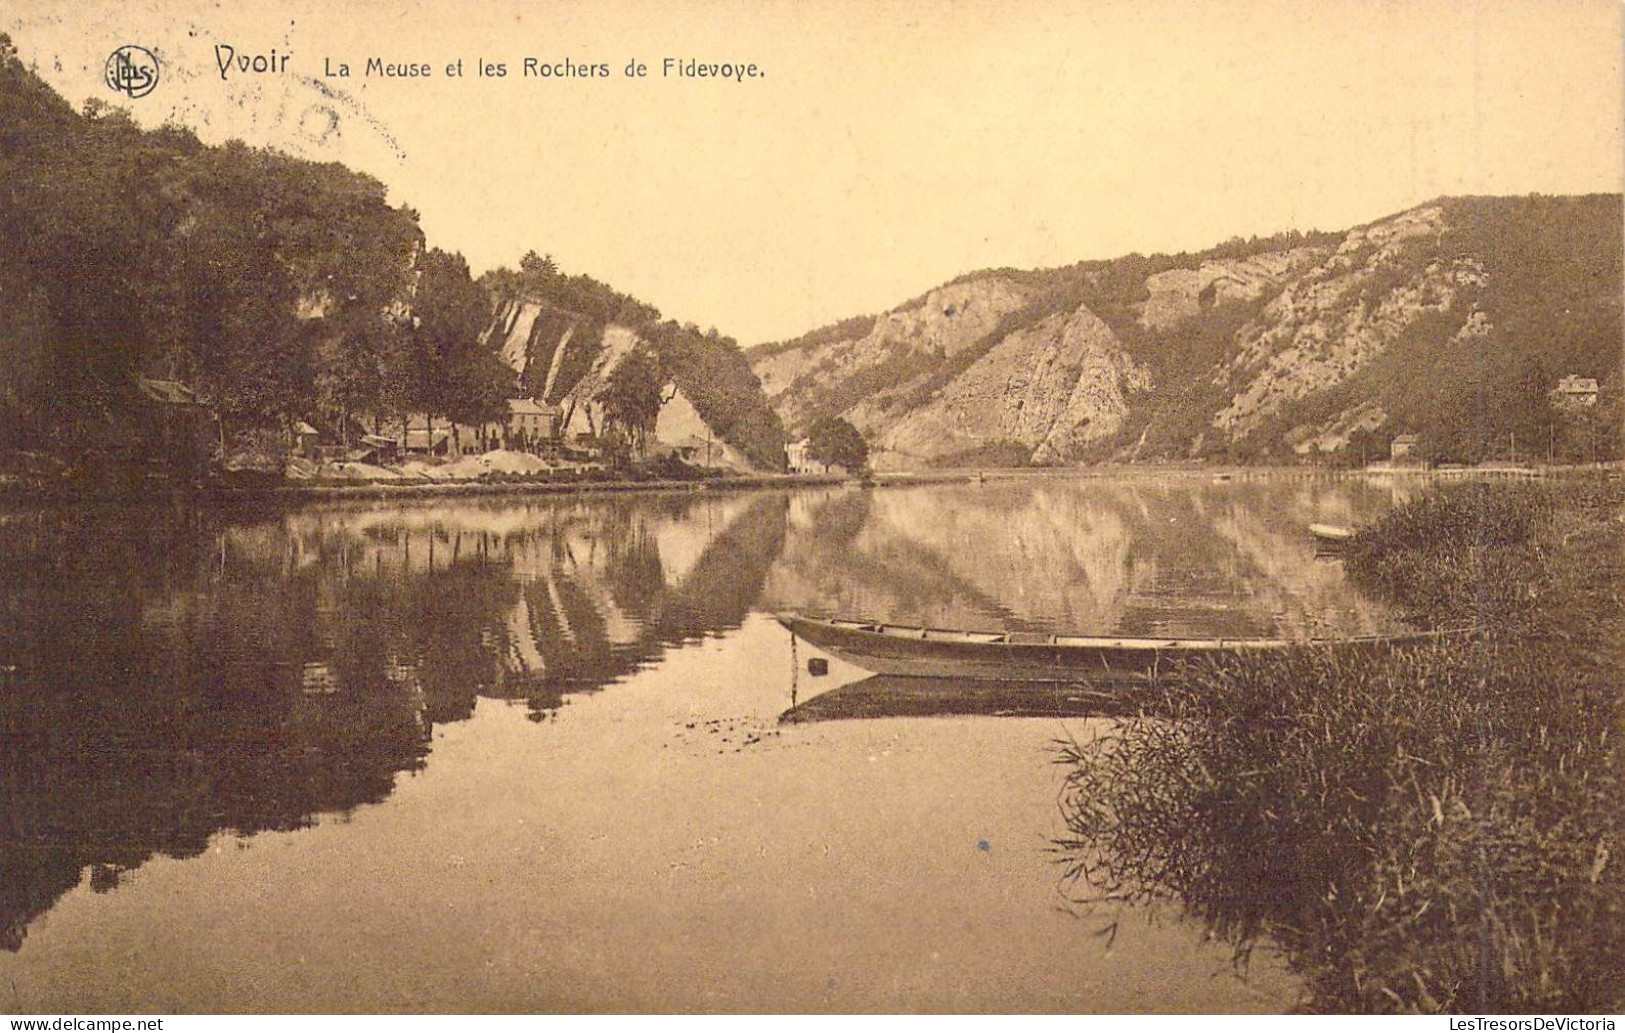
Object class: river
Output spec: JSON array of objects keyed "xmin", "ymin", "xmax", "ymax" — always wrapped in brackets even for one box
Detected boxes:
[{"xmin": 0, "ymin": 472, "xmax": 1418, "ymax": 1012}]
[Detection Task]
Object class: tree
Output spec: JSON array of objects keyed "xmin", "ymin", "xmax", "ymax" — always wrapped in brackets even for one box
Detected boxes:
[
  {"xmin": 180, "ymin": 200, "xmax": 306, "ymax": 445},
  {"xmin": 410, "ymin": 248, "xmax": 512, "ymax": 452},
  {"xmin": 805, "ymin": 416, "xmax": 869, "ymax": 473},
  {"xmin": 519, "ymin": 250, "xmax": 559, "ymax": 281},
  {"xmin": 596, "ymin": 348, "xmax": 665, "ymax": 461}
]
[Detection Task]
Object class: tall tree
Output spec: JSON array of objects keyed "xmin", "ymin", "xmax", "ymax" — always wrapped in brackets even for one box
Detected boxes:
[
  {"xmin": 410, "ymin": 248, "xmax": 511, "ymax": 451},
  {"xmin": 597, "ymin": 349, "xmax": 665, "ymax": 460},
  {"xmin": 805, "ymin": 416, "xmax": 869, "ymax": 473}
]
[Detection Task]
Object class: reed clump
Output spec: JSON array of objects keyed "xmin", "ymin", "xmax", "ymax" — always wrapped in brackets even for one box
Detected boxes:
[{"xmin": 1056, "ymin": 476, "xmax": 1623, "ymax": 1013}]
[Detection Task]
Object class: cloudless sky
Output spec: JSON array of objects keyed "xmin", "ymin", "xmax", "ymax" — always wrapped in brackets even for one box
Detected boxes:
[{"xmin": 9, "ymin": 0, "xmax": 1622, "ymax": 344}]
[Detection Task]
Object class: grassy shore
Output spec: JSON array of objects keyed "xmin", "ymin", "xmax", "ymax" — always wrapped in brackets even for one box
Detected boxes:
[{"xmin": 1056, "ymin": 474, "xmax": 1624, "ymax": 1013}]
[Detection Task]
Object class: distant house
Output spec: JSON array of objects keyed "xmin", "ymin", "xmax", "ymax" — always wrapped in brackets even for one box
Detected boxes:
[
  {"xmin": 357, "ymin": 433, "xmax": 400, "ymax": 464},
  {"xmin": 292, "ymin": 421, "xmax": 321, "ymax": 458},
  {"xmin": 404, "ymin": 427, "xmax": 451, "ymax": 456},
  {"xmin": 382, "ymin": 400, "xmax": 561, "ymax": 458},
  {"xmin": 1390, "ymin": 433, "xmax": 1422, "ymax": 462},
  {"xmin": 1552, "ymin": 375, "xmax": 1599, "ymax": 409},
  {"xmin": 463, "ymin": 399, "xmax": 563, "ymax": 454},
  {"xmin": 786, "ymin": 439, "xmax": 811, "ymax": 473}
]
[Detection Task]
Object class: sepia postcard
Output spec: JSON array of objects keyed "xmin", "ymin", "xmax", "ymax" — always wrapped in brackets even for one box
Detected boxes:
[{"xmin": 0, "ymin": 0, "xmax": 1621, "ymax": 1017}]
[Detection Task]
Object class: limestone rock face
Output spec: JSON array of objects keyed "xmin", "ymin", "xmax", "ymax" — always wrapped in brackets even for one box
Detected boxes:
[
  {"xmin": 880, "ymin": 304, "xmax": 1149, "ymax": 463},
  {"xmin": 752, "ymin": 275, "xmax": 1035, "ymax": 434},
  {"xmin": 479, "ymin": 301, "xmax": 771, "ymax": 469},
  {"xmin": 869, "ymin": 277, "xmax": 1032, "ymax": 358},
  {"xmin": 482, "ymin": 298, "xmax": 584, "ymax": 396},
  {"xmin": 751, "ymin": 196, "xmax": 1620, "ymax": 466},
  {"xmin": 1139, "ymin": 247, "xmax": 1328, "ymax": 330},
  {"xmin": 1211, "ymin": 207, "xmax": 1486, "ymax": 440},
  {"xmin": 754, "ymin": 274, "xmax": 1153, "ymax": 466}
]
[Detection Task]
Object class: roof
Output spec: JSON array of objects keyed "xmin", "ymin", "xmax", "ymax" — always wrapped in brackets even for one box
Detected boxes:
[
  {"xmin": 294, "ymin": 421, "xmax": 319, "ymax": 435},
  {"xmin": 405, "ymin": 429, "xmax": 450, "ymax": 448},
  {"xmin": 1556, "ymin": 376, "xmax": 1599, "ymax": 392},
  {"xmin": 1392, "ymin": 433, "xmax": 1422, "ymax": 443},
  {"xmin": 508, "ymin": 398, "xmax": 561, "ymax": 417},
  {"xmin": 137, "ymin": 378, "xmax": 199, "ymax": 405},
  {"xmin": 360, "ymin": 433, "xmax": 397, "ymax": 448}
]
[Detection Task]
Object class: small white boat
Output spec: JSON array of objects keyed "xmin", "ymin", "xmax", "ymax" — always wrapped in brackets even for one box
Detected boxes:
[{"xmin": 1308, "ymin": 523, "xmax": 1356, "ymax": 544}]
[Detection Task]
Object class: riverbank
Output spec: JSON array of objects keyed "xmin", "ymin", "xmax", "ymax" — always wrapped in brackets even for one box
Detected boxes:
[
  {"xmin": 0, "ymin": 467, "xmax": 984, "ymax": 511},
  {"xmin": 4, "ymin": 458, "xmax": 1619, "ymax": 513},
  {"xmin": 1056, "ymin": 471, "xmax": 1624, "ymax": 1013}
]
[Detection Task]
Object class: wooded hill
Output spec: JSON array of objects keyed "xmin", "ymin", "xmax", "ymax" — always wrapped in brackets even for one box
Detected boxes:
[
  {"xmin": 751, "ymin": 197, "xmax": 1622, "ymax": 467},
  {"xmin": 0, "ymin": 34, "xmax": 784, "ymax": 475},
  {"xmin": 478, "ymin": 255, "xmax": 786, "ymax": 471}
]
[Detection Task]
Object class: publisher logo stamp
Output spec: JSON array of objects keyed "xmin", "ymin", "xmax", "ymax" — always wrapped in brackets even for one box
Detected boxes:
[{"xmin": 105, "ymin": 45, "xmax": 160, "ymax": 99}]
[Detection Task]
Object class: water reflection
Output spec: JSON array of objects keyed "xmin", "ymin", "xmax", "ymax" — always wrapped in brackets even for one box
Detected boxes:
[
  {"xmin": 0, "ymin": 491, "xmax": 787, "ymax": 952},
  {"xmin": 766, "ymin": 475, "xmax": 1410, "ymax": 639},
  {"xmin": 780, "ymin": 674, "xmax": 1148, "ymax": 724},
  {"xmin": 2, "ymin": 472, "xmax": 1411, "ymax": 963}
]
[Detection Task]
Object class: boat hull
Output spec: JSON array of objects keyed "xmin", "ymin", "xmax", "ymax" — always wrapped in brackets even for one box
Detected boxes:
[
  {"xmin": 1308, "ymin": 523, "xmax": 1356, "ymax": 544},
  {"xmin": 777, "ymin": 614, "xmax": 1455, "ymax": 682}
]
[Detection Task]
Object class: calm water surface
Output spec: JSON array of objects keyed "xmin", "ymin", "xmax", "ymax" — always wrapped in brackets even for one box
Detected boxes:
[{"xmin": 0, "ymin": 473, "xmax": 1417, "ymax": 1012}]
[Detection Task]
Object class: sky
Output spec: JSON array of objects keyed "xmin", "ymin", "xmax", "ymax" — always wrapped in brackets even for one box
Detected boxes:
[{"xmin": 8, "ymin": 0, "xmax": 1623, "ymax": 344}]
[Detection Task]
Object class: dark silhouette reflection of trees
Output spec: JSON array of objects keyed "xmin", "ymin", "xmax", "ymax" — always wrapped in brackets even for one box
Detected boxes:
[
  {"xmin": 0, "ymin": 490, "xmax": 792, "ymax": 951},
  {"xmin": 646, "ymin": 492, "xmax": 787, "ymax": 637},
  {"xmin": 0, "ymin": 507, "xmax": 433, "ymax": 953},
  {"xmin": 484, "ymin": 491, "xmax": 789, "ymax": 705}
]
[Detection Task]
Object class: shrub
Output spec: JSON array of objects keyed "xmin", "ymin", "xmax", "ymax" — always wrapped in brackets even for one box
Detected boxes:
[{"xmin": 1056, "ymin": 479, "xmax": 1623, "ymax": 1013}]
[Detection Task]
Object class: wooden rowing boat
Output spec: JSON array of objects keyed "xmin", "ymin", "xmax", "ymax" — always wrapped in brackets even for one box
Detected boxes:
[
  {"xmin": 1308, "ymin": 523, "xmax": 1356, "ymax": 544},
  {"xmin": 776, "ymin": 613, "xmax": 1458, "ymax": 682}
]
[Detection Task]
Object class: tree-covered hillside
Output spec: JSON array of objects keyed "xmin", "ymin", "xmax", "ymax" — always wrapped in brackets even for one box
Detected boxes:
[
  {"xmin": 0, "ymin": 33, "xmax": 515, "ymax": 460},
  {"xmin": 482, "ymin": 254, "xmax": 787, "ymax": 470},
  {"xmin": 1, "ymin": 34, "xmax": 784, "ymax": 476},
  {"xmin": 751, "ymin": 201, "xmax": 1621, "ymax": 467},
  {"xmin": 1200, "ymin": 195, "xmax": 1623, "ymax": 464}
]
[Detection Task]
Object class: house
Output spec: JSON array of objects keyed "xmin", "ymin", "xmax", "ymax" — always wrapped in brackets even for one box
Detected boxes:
[
  {"xmin": 786, "ymin": 439, "xmax": 812, "ymax": 473},
  {"xmin": 385, "ymin": 416, "xmax": 481, "ymax": 456},
  {"xmin": 403, "ymin": 427, "xmax": 452, "ymax": 456},
  {"xmin": 500, "ymin": 398, "xmax": 562, "ymax": 449},
  {"xmin": 1551, "ymin": 375, "xmax": 1599, "ymax": 409},
  {"xmin": 292, "ymin": 421, "xmax": 321, "ymax": 458},
  {"xmin": 1390, "ymin": 433, "xmax": 1421, "ymax": 462},
  {"xmin": 357, "ymin": 433, "xmax": 400, "ymax": 464}
]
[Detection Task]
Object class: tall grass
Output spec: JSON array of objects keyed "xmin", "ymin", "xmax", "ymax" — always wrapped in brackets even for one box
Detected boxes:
[
  {"xmin": 1055, "ymin": 477, "xmax": 1623, "ymax": 1013},
  {"xmin": 1343, "ymin": 482, "xmax": 1553, "ymax": 632}
]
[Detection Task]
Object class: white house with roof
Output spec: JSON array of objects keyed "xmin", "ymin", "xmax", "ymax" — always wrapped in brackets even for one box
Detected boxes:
[
  {"xmin": 504, "ymin": 398, "xmax": 562, "ymax": 441},
  {"xmin": 786, "ymin": 439, "xmax": 812, "ymax": 473},
  {"xmin": 1552, "ymin": 375, "xmax": 1599, "ymax": 409}
]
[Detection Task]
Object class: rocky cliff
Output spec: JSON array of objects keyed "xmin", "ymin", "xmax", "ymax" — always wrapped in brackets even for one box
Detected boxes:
[
  {"xmin": 879, "ymin": 305, "xmax": 1150, "ymax": 464},
  {"xmin": 481, "ymin": 297, "xmax": 786, "ymax": 470},
  {"xmin": 751, "ymin": 195, "xmax": 1622, "ymax": 466}
]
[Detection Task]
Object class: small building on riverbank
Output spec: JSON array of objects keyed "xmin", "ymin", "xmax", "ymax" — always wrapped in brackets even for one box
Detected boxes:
[
  {"xmin": 786, "ymin": 439, "xmax": 811, "ymax": 473},
  {"xmin": 1390, "ymin": 433, "xmax": 1422, "ymax": 462},
  {"xmin": 498, "ymin": 398, "xmax": 562, "ymax": 451},
  {"xmin": 1552, "ymin": 375, "xmax": 1599, "ymax": 409}
]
